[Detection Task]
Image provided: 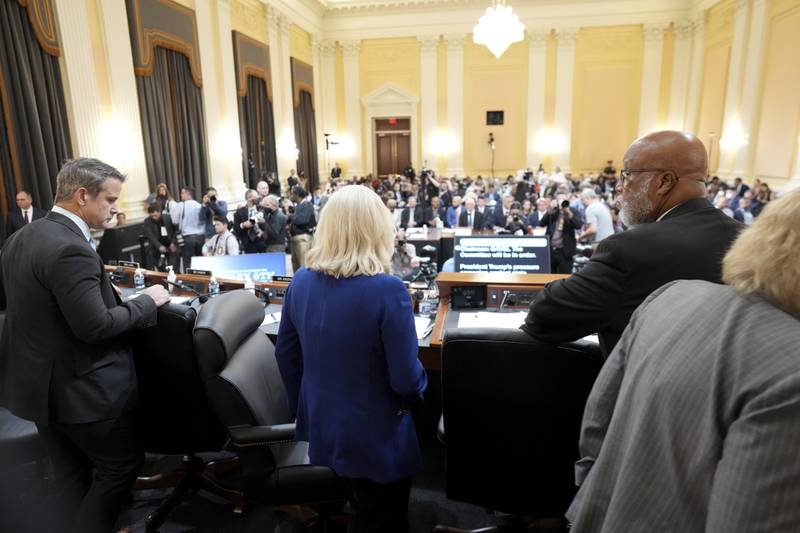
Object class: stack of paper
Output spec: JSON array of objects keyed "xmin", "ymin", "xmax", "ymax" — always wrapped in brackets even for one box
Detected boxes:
[
  {"xmin": 414, "ymin": 316, "xmax": 434, "ymax": 340},
  {"xmin": 457, "ymin": 311, "xmax": 528, "ymax": 329}
]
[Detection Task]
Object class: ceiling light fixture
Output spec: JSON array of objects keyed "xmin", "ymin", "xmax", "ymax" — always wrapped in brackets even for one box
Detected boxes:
[{"xmin": 472, "ymin": 0, "xmax": 526, "ymax": 59}]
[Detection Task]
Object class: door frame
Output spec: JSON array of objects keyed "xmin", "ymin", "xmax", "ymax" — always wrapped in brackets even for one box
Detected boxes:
[{"xmin": 361, "ymin": 84, "xmax": 419, "ymax": 177}]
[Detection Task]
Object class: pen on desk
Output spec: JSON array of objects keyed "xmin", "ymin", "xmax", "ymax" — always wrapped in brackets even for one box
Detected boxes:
[{"xmin": 421, "ymin": 322, "xmax": 435, "ymax": 339}]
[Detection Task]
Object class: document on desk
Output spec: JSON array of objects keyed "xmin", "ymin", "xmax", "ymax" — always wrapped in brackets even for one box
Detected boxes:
[
  {"xmin": 261, "ymin": 311, "xmax": 282, "ymax": 326},
  {"xmin": 457, "ymin": 311, "xmax": 528, "ymax": 329},
  {"xmin": 414, "ymin": 316, "xmax": 434, "ymax": 340}
]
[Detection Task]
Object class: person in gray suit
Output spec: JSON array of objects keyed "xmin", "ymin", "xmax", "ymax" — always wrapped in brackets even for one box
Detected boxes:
[
  {"xmin": 567, "ymin": 188, "xmax": 800, "ymax": 532},
  {"xmin": 0, "ymin": 158, "xmax": 170, "ymax": 533}
]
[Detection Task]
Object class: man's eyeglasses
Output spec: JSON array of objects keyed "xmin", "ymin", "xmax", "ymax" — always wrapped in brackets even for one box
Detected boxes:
[{"xmin": 619, "ymin": 169, "xmax": 706, "ymax": 188}]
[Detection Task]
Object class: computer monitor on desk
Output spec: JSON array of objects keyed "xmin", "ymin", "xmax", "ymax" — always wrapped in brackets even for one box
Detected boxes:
[
  {"xmin": 190, "ymin": 253, "xmax": 287, "ymax": 282},
  {"xmin": 453, "ymin": 235, "xmax": 550, "ymax": 274}
]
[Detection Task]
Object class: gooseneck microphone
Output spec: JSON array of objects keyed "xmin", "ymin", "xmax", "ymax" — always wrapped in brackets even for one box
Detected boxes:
[{"xmin": 164, "ymin": 279, "xmax": 209, "ymax": 304}]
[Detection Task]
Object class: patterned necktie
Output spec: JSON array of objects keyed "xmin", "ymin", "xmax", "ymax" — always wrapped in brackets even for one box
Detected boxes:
[{"xmin": 23, "ymin": 209, "xmax": 29, "ymax": 224}]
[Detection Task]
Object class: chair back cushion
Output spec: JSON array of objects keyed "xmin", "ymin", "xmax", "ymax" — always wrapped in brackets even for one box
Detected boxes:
[
  {"xmin": 194, "ymin": 291, "xmax": 292, "ymax": 428},
  {"xmin": 442, "ymin": 327, "xmax": 603, "ymax": 518},
  {"xmin": 132, "ymin": 303, "xmax": 227, "ymax": 454}
]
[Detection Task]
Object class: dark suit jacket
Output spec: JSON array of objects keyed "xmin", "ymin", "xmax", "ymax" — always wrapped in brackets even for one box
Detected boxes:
[
  {"xmin": 539, "ymin": 207, "xmax": 582, "ymax": 256},
  {"xmin": 142, "ymin": 213, "xmax": 177, "ymax": 251},
  {"xmin": 5, "ymin": 206, "xmax": 46, "ymax": 239},
  {"xmin": 423, "ymin": 206, "xmax": 446, "ymax": 226},
  {"xmin": 0, "ymin": 212, "xmax": 157, "ymax": 424},
  {"xmin": 400, "ymin": 206, "xmax": 424, "ymax": 229},
  {"xmin": 233, "ymin": 205, "xmax": 267, "ymax": 253},
  {"xmin": 492, "ymin": 206, "xmax": 510, "ymax": 228},
  {"xmin": 458, "ymin": 209, "xmax": 485, "ymax": 229},
  {"xmin": 522, "ymin": 198, "xmax": 743, "ymax": 356}
]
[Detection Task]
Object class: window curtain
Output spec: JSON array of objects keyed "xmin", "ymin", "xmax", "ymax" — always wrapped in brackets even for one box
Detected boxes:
[
  {"xmin": 293, "ymin": 90, "xmax": 318, "ymax": 192},
  {"xmin": 0, "ymin": 0, "xmax": 72, "ymax": 220},
  {"xmin": 136, "ymin": 46, "xmax": 209, "ymax": 196},
  {"xmin": 238, "ymin": 75, "xmax": 277, "ymax": 189}
]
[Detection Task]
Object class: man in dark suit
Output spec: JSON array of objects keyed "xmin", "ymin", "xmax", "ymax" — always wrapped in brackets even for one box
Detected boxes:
[
  {"xmin": 5, "ymin": 190, "xmax": 46, "ymax": 239},
  {"xmin": 233, "ymin": 189, "xmax": 267, "ymax": 254},
  {"xmin": 458, "ymin": 197, "xmax": 485, "ymax": 229},
  {"xmin": 400, "ymin": 195, "xmax": 424, "ymax": 229},
  {"xmin": 491, "ymin": 193, "xmax": 514, "ymax": 229},
  {"xmin": 0, "ymin": 158, "xmax": 170, "ymax": 533},
  {"xmin": 522, "ymin": 131, "xmax": 742, "ymax": 356},
  {"xmin": 538, "ymin": 197, "xmax": 582, "ymax": 273},
  {"xmin": 424, "ymin": 195, "xmax": 446, "ymax": 227},
  {"xmin": 142, "ymin": 204, "xmax": 179, "ymax": 271}
]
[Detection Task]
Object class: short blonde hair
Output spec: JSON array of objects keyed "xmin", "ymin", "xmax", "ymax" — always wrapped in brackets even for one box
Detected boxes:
[
  {"xmin": 723, "ymin": 188, "xmax": 800, "ymax": 318},
  {"xmin": 305, "ymin": 185, "xmax": 394, "ymax": 278}
]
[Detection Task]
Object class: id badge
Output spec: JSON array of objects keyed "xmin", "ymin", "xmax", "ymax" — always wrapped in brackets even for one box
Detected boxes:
[{"xmin": 160, "ymin": 226, "xmax": 168, "ymax": 237}]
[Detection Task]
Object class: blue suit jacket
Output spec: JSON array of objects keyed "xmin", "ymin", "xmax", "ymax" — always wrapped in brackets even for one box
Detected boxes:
[{"xmin": 275, "ymin": 268, "xmax": 428, "ymax": 483}]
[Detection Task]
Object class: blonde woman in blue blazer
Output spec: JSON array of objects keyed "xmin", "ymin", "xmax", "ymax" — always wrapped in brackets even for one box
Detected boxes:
[{"xmin": 275, "ymin": 184, "xmax": 427, "ymax": 533}]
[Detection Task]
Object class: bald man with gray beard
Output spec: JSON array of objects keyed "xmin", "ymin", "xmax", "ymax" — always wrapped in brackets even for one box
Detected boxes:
[{"xmin": 521, "ymin": 131, "xmax": 743, "ymax": 357}]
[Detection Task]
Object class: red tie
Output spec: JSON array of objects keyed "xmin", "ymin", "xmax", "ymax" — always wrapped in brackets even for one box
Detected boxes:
[{"xmin": 23, "ymin": 210, "xmax": 29, "ymax": 224}]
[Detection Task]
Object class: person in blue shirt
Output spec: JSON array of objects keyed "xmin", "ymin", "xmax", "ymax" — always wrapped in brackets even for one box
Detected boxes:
[{"xmin": 275, "ymin": 184, "xmax": 427, "ymax": 533}]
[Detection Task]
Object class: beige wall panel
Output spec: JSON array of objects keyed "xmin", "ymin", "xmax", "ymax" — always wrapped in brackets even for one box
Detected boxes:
[
  {"xmin": 230, "ymin": 0, "xmax": 267, "ymax": 44},
  {"xmin": 697, "ymin": 44, "xmax": 730, "ymax": 173},
  {"xmin": 658, "ymin": 25, "xmax": 674, "ymax": 127},
  {"xmin": 437, "ymin": 40, "xmax": 447, "ymax": 174},
  {"xmin": 753, "ymin": 2, "xmax": 800, "ymax": 181},
  {"xmin": 463, "ymin": 40, "xmax": 527, "ymax": 177},
  {"xmin": 170, "ymin": 0, "xmax": 194, "ymax": 9},
  {"xmin": 290, "ymin": 24, "xmax": 312, "ymax": 64},
  {"xmin": 571, "ymin": 26, "xmax": 643, "ymax": 174}
]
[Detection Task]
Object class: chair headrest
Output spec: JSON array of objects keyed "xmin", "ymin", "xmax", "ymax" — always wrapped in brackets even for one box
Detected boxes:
[{"xmin": 195, "ymin": 290, "xmax": 265, "ymax": 361}]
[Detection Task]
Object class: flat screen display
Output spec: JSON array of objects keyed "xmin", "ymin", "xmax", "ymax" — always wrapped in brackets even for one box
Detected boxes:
[
  {"xmin": 454, "ymin": 236, "xmax": 550, "ymax": 274},
  {"xmin": 190, "ymin": 253, "xmax": 287, "ymax": 282}
]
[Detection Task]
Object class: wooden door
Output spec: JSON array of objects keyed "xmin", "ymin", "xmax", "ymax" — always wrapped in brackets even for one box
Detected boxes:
[{"xmin": 375, "ymin": 132, "xmax": 412, "ymax": 177}]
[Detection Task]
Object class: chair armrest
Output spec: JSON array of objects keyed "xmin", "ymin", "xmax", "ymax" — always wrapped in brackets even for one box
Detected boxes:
[{"xmin": 229, "ymin": 423, "xmax": 296, "ymax": 447}]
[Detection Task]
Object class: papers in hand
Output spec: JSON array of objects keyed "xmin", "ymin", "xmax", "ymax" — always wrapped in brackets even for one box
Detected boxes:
[
  {"xmin": 261, "ymin": 311, "xmax": 282, "ymax": 326},
  {"xmin": 457, "ymin": 311, "xmax": 528, "ymax": 329},
  {"xmin": 414, "ymin": 316, "xmax": 434, "ymax": 340}
]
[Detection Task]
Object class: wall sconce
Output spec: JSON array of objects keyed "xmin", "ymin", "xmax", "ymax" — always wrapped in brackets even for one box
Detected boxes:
[
  {"xmin": 99, "ymin": 113, "xmax": 136, "ymax": 171},
  {"xmin": 533, "ymin": 128, "xmax": 567, "ymax": 154},
  {"xmin": 277, "ymin": 136, "xmax": 300, "ymax": 161},
  {"xmin": 330, "ymin": 134, "xmax": 356, "ymax": 159},
  {"xmin": 719, "ymin": 119, "xmax": 749, "ymax": 152},
  {"xmin": 429, "ymin": 131, "xmax": 457, "ymax": 157}
]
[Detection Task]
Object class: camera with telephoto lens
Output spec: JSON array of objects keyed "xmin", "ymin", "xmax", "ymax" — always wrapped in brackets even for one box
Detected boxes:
[
  {"xmin": 209, "ymin": 195, "xmax": 217, "ymax": 203},
  {"xmin": 561, "ymin": 200, "xmax": 570, "ymax": 209}
]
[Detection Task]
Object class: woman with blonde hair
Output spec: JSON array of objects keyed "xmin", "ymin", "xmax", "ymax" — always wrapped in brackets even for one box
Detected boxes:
[{"xmin": 275, "ymin": 185, "xmax": 427, "ymax": 533}]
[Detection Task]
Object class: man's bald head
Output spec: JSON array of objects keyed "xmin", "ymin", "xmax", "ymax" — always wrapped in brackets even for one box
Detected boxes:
[
  {"xmin": 624, "ymin": 131, "xmax": 707, "ymax": 180},
  {"xmin": 618, "ymin": 131, "xmax": 708, "ymax": 226}
]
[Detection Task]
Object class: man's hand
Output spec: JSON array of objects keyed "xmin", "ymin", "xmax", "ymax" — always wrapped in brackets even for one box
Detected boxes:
[
  {"xmin": 159, "ymin": 245, "xmax": 167, "ymax": 253},
  {"xmin": 169, "ymin": 243, "xmax": 177, "ymax": 253},
  {"xmin": 561, "ymin": 206, "xmax": 572, "ymax": 218},
  {"xmin": 141, "ymin": 285, "xmax": 170, "ymax": 307},
  {"xmin": 241, "ymin": 220, "xmax": 253, "ymax": 230}
]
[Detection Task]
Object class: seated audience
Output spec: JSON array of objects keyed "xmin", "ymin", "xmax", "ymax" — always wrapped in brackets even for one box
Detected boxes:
[
  {"xmin": 275, "ymin": 185, "xmax": 427, "ymax": 533},
  {"xmin": 5, "ymin": 190, "xmax": 46, "ymax": 239},
  {"xmin": 142, "ymin": 204, "xmax": 179, "ymax": 271},
  {"xmin": 400, "ymin": 195, "xmax": 424, "ymax": 229},
  {"xmin": 201, "ymin": 215, "xmax": 239, "ymax": 256},
  {"xmin": 567, "ymin": 188, "xmax": 800, "ymax": 532},
  {"xmin": 734, "ymin": 193, "xmax": 756, "ymax": 225},
  {"xmin": 528, "ymin": 197, "xmax": 549, "ymax": 228},
  {"xmin": 501, "ymin": 201, "xmax": 529, "ymax": 235},
  {"xmin": 200, "ymin": 186, "xmax": 228, "ymax": 238},
  {"xmin": 424, "ymin": 195, "xmax": 446, "ymax": 227},
  {"xmin": 715, "ymin": 194, "xmax": 735, "ymax": 218},
  {"xmin": 522, "ymin": 131, "xmax": 743, "ymax": 356},
  {"xmin": 261, "ymin": 195, "xmax": 287, "ymax": 253},
  {"xmin": 445, "ymin": 195, "xmax": 462, "ymax": 228},
  {"xmin": 491, "ymin": 193, "xmax": 514, "ymax": 229},
  {"xmin": 458, "ymin": 197, "xmax": 484, "ymax": 229}
]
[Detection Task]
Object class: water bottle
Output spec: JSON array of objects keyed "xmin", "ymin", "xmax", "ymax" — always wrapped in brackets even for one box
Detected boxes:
[
  {"xmin": 208, "ymin": 276, "xmax": 219, "ymax": 297},
  {"xmin": 134, "ymin": 268, "xmax": 145, "ymax": 290},
  {"xmin": 243, "ymin": 275, "xmax": 255, "ymax": 294},
  {"xmin": 422, "ymin": 224, "xmax": 428, "ymax": 235},
  {"xmin": 166, "ymin": 265, "xmax": 176, "ymax": 293}
]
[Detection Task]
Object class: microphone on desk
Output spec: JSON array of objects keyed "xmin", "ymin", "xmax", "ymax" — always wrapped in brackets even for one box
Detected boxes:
[{"xmin": 164, "ymin": 279, "xmax": 209, "ymax": 304}]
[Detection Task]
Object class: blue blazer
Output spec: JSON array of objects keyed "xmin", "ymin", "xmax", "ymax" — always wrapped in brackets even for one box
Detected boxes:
[{"xmin": 275, "ymin": 268, "xmax": 428, "ymax": 483}]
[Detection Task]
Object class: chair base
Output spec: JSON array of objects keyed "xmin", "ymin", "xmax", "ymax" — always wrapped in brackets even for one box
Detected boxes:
[
  {"xmin": 134, "ymin": 454, "xmax": 244, "ymax": 532},
  {"xmin": 433, "ymin": 517, "xmax": 569, "ymax": 533}
]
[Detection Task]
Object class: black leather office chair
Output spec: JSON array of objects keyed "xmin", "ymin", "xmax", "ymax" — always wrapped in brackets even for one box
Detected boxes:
[
  {"xmin": 131, "ymin": 302, "xmax": 236, "ymax": 532},
  {"xmin": 193, "ymin": 291, "xmax": 346, "ymax": 525},
  {"xmin": 434, "ymin": 328, "xmax": 604, "ymax": 533}
]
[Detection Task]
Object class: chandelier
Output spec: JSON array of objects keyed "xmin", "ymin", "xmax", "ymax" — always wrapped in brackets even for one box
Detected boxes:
[{"xmin": 472, "ymin": 0, "xmax": 526, "ymax": 59}]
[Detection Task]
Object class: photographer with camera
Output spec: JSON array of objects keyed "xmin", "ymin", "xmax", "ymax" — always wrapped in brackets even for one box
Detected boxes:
[
  {"xmin": 502, "ymin": 201, "xmax": 529, "ymax": 235},
  {"xmin": 143, "ymin": 204, "xmax": 180, "ymax": 271},
  {"xmin": 200, "ymin": 186, "xmax": 228, "ymax": 239},
  {"xmin": 261, "ymin": 195, "xmax": 287, "ymax": 252},
  {"xmin": 539, "ymin": 195, "xmax": 582, "ymax": 274},
  {"xmin": 233, "ymin": 189, "xmax": 267, "ymax": 254},
  {"xmin": 391, "ymin": 228, "xmax": 420, "ymax": 281}
]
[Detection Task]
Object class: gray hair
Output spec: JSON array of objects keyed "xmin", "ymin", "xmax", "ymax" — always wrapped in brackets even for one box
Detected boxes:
[
  {"xmin": 581, "ymin": 188, "xmax": 597, "ymax": 200},
  {"xmin": 54, "ymin": 158, "xmax": 125, "ymax": 203},
  {"xmin": 264, "ymin": 195, "xmax": 279, "ymax": 208}
]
